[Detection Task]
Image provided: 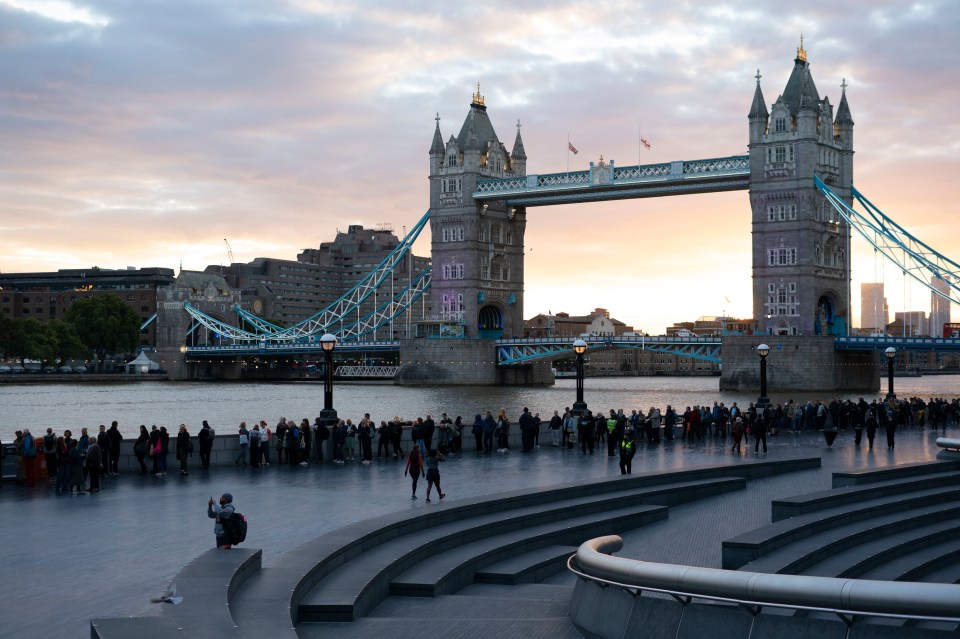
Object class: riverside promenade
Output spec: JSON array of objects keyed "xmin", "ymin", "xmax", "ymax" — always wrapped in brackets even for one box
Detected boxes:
[{"xmin": 0, "ymin": 426, "xmax": 953, "ymax": 639}]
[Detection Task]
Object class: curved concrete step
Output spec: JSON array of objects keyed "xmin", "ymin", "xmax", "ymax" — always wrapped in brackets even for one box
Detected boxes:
[
  {"xmin": 832, "ymin": 459, "xmax": 960, "ymax": 487},
  {"xmin": 773, "ymin": 470, "xmax": 960, "ymax": 521},
  {"xmin": 800, "ymin": 517, "xmax": 960, "ymax": 578},
  {"xmin": 723, "ymin": 484, "xmax": 960, "ymax": 569},
  {"xmin": 855, "ymin": 536, "xmax": 960, "ymax": 583},
  {"xmin": 388, "ymin": 504, "xmax": 667, "ymax": 598},
  {"xmin": 475, "ymin": 544, "xmax": 578, "ymax": 585},
  {"xmin": 295, "ymin": 477, "xmax": 741, "ymax": 622},
  {"xmin": 739, "ymin": 501, "xmax": 960, "ymax": 575}
]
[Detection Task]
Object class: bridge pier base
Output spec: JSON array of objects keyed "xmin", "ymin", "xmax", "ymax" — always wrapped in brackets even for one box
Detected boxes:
[
  {"xmin": 159, "ymin": 348, "xmax": 243, "ymax": 381},
  {"xmin": 395, "ymin": 339, "xmax": 553, "ymax": 386},
  {"xmin": 720, "ymin": 336, "xmax": 880, "ymax": 395}
]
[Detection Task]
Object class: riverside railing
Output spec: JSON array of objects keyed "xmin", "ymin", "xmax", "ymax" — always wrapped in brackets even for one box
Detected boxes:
[{"xmin": 570, "ymin": 535, "xmax": 960, "ymax": 631}]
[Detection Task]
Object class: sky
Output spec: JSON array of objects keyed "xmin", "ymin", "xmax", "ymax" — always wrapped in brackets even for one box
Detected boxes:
[{"xmin": 1, "ymin": 1, "xmax": 959, "ymax": 335}]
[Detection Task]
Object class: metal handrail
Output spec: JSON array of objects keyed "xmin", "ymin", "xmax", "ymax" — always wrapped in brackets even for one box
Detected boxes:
[{"xmin": 571, "ymin": 536, "xmax": 960, "ymax": 624}]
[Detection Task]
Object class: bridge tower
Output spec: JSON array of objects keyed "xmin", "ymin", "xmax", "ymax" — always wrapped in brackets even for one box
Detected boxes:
[
  {"xmin": 748, "ymin": 40, "xmax": 855, "ymax": 336},
  {"xmin": 428, "ymin": 86, "xmax": 527, "ymax": 338}
]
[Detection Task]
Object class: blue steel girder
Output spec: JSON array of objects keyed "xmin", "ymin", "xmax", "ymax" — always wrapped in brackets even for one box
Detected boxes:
[
  {"xmin": 496, "ymin": 336, "xmax": 722, "ymax": 365},
  {"xmin": 815, "ymin": 176, "xmax": 960, "ymax": 307},
  {"xmin": 184, "ymin": 340, "xmax": 401, "ymax": 357},
  {"xmin": 474, "ymin": 155, "xmax": 749, "ymax": 206},
  {"xmin": 836, "ymin": 336, "xmax": 960, "ymax": 352}
]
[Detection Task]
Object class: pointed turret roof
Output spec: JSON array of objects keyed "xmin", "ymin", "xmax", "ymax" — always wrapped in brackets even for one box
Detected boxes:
[
  {"xmin": 781, "ymin": 38, "xmax": 820, "ymax": 116},
  {"xmin": 748, "ymin": 69, "xmax": 768, "ymax": 119},
  {"xmin": 456, "ymin": 84, "xmax": 501, "ymax": 152},
  {"xmin": 835, "ymin": 80, "xmax": 854, "ymax": 125},
  {"xmin": 511, "ymin": 119, "xmax": 526, "ymax": 160},
  {"xmin": 429, "ymin": 113, "xmax": 444, "ymax": 155}
]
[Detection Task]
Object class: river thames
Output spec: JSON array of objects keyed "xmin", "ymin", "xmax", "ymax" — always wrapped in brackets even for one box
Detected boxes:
[{"xmin": 2, "ymin": 375, "xmax": 958, "ymax": 441}]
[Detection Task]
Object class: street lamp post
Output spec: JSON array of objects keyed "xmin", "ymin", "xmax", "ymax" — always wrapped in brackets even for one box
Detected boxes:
[
  {"xmin": 572, "ymin": 338, "xmax": 588, "ymax": 417},
  {"xmin": 319, "ymin": 333, "xmax": 338, "ymax": 430},
  {"xmin": 885, "ymin": 346, "xmax": 897, "ymax": 400},
  {"xmin": 756, "ymin": 343, "xmax": 771, "ymax": 411}
]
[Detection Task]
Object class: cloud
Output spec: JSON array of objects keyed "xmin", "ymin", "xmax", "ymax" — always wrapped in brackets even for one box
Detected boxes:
[{"xmin": 1, "ymin": 0, "xmax": 959, "ymax": 332}]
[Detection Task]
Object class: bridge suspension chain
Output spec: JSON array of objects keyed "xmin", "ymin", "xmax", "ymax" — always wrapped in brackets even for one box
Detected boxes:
[
  {"xmin": 183, "ymin": 210, "xmax": 433, "ymax": 344},
  {"xmin": 814, "ymin": 176, "xmax": 960, "ymax": 306}
]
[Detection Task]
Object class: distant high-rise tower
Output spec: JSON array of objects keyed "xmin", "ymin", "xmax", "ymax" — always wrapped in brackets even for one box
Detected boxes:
[
  {"xmin": 930, "ymin": 275, "xmax": 951, "ymax": 337},
  {"xmin": 428, "ymin": 86, "xmax": 527, "ymax": 338},
  {"xmin": 748, "ymin": 39, "xmax": 854, "ymax": 336},
  {"xmin": 860, "ymin": 283, "xmax": 887, "ymax": 333}
]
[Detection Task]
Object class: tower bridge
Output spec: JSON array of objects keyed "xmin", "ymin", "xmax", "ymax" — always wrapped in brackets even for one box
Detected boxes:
[{"xmin": 164, "ymin": 42, "xmax": 960, "ymax": 393}]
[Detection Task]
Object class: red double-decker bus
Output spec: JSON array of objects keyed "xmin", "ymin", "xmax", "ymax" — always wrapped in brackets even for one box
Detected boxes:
[{"xmin": 944, "ymin": 323, "xmax": 960, "ymax": 338}]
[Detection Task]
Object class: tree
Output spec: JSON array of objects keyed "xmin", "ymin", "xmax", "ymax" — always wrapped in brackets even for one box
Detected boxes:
[
  {"xmin": 44, "ymin": 319, "xmax": 89, "ymax": 365},
  {"xmin": 0, "ymin": 317, "xmax": 50, "ymax": 363},
  {"xmin": 65, "ymin": 295, "xmax": 141, "ymax": 371}
]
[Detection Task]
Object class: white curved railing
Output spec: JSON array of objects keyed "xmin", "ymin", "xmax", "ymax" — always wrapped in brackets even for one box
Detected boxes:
[{"xmin": 572, "ymin": 535, "xmax": 960, "ymax": 624}]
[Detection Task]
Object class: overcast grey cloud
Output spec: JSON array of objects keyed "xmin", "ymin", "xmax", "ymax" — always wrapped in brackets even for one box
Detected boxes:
[{"xmin": 1, "ymin": 0, "xmax": 958, "ymax": 331}]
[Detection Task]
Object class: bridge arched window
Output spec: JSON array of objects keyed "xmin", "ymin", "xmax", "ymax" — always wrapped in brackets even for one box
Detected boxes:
[{"xmin": 774, "ymin": 117, "xmax": 787, "ymax": 132}]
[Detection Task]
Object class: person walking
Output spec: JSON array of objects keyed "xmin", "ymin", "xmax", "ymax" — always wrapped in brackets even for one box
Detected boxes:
[
  {"xmin": 176, "ymin": 424, "xmax": 193, "ymax": 476},
  {"xmin": 731, "ymin": 416, "xmax": 744, "ymax": 453},
  {"xmin": 424, "ymin": 449, "xmax": 446, "ymax": 502},
  {"xmin": 754, "ymin": 406, "xmax": 768, "ymax": 454},
  {"xmin": 207, "ymin": 493, "xmax": 236, "ymax": 549},
  {"xmin": 865, "ymin": 406, "xmax": 878, "ymax": 450},
  {"xmin": 618, "ymin": 436, "xmax": 635, "ymax": 475},
  {"xmin": 404, "ymin": 444, "xmax": 425, "ymax": 500}
]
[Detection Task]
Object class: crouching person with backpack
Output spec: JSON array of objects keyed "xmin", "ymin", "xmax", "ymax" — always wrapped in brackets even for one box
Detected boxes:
[{"xmin": 207, "ymin": 493, "xmax": 247, "ymax": 549}]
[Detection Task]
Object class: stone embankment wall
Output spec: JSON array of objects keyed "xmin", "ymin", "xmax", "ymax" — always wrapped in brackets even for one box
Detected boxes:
[{"xmin": 720, "ymin": 335, "xmax": 880, "ymax": 393}]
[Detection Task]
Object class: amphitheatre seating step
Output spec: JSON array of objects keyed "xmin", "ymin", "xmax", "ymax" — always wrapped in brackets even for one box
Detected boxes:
[
  {"xmin": 388, "ymin": 503, "xmax": 667, "ymax": 598},
  {"xmin": 799, "ymin": 517, "xmax": 960, "ymax": 578},
  {"xmin": 295, "ymin": 476, "xmax": 743, "ymax": 622},
  {"xmin": 915, "ymin": 560, "xmax": 960, "ymax": 584},
  {"xmin": 474, "ymin": 544, "xmax": 578, "ymax": 585},
  {"xmin": 92, "ymin": 547, "xmax": 261, "ymax": 639},
  {"xmin": 230, "ymin": 457, "xmax": 817, "ymax": 635},
  {"xmin": 855, "ymin": 536, "xmax": 960, "ymax": 583},
  {"xmin": 832, "ymin": 459, "xmax": 960, "ymax": 488},
  {"xmin": 772, "ymin": 470, "xmax": 960, "ymax": 522},
  {"xmin": 723, "ymin": 484, "xmax": 960, "ymax": 569},
  {"xmin": 738, "ymin": 502, "xmax": 960, "ymax": 576}
]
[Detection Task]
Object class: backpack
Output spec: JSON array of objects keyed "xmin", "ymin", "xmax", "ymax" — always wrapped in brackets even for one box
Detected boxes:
[
  {"xmin": 292, "ymin": 426, "xmax": 300, "ymax": 439},
  {"xmin": 222, "ymin": 512, "xmax": 248, "ymax": 544}
]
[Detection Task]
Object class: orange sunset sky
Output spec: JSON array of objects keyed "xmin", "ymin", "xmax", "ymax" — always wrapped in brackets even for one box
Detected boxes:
[{"xmin": 2, "ymin": 1, "xmax": 958, "ymax": 334}]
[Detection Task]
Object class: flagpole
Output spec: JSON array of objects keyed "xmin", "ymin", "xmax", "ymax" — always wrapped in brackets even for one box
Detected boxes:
[{"xmin": 567, "ymin": 134, "xmax": 570, "ymax": 173}]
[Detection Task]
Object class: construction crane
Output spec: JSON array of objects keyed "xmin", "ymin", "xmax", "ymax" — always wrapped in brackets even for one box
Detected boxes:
[{"xmin": 224, "ymin": 238, "xmax": 234, "ymax": 263}]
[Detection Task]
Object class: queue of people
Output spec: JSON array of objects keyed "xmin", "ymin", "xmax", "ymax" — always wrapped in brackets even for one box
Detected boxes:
[{"xmin": 6, "ymin": 395, "xmax": 957, "ymax": 495}]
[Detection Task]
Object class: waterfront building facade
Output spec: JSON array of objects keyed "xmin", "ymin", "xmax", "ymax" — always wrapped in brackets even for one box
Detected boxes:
[
  {"xmin": 748, "ymin": 41, "xmax": 854, "ymax": 336},
  {"xmin": 930, "ymin": 274, "xmax": 951, "ymax": 338},
  {"xmin": 211, "ymin": 224, "xmax": 430, "ymax": 338},
  {"xmin": 0, "ymin": 267, "xmax": 175, "ymax": 347},
  {"xmin": 859, "ymin": 282, "xmax": 888, "ymax": 334},
  {"xmin": 524, "ymin": 308, "xmax": 634, "ymax": 338}
]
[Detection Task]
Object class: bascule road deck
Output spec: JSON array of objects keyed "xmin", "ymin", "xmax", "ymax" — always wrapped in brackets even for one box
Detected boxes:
[{"xmin": 1, "ymin": 427, "xmax": 952, "ymax": 639}]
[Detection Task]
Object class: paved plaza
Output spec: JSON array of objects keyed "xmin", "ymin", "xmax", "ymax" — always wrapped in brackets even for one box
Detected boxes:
[{"xmin": 0, "ymin": 425, "xmax": 953, "ymax": 639}]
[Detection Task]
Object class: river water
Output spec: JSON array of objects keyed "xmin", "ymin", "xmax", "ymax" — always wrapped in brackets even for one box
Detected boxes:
[{"xmin": 2, "ymin": 375, "xmax": 958, "ymax": 442}]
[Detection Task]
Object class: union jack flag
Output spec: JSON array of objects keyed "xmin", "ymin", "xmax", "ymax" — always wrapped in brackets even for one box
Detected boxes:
[
  {"xmin": 641, "ymin": 137, "xmax": 651, "ymax": 150},
  {"xmin": 568, "ymin": 142, "xmax": 579, "ymax": 154}
]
